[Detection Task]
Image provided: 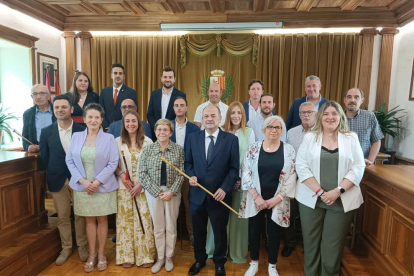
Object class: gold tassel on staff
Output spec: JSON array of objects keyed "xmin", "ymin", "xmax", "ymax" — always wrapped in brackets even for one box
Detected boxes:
[{"xmin": 160, "ymin": 157, "xmax": 239, "ymax": 215}]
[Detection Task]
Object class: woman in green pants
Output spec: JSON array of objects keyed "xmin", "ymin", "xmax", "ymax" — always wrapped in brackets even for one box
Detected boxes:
[{"xmin": 296, "ymin": 101, "xmax": 365, "ymax": 276}]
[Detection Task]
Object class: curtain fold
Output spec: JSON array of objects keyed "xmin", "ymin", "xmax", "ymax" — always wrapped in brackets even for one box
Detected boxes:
[
  {"xmin": 89, "ymin": 33, "xmax": 361, "ymax": 122},
  {"xmin": 257, "ymin": 33, "xmax": 362, "ymax": 119},
  {"xmin": 180, "ymin": 34, "xmax": 259, "ymax": 68}
]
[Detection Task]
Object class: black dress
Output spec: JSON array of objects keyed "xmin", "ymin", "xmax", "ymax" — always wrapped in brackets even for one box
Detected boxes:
[{"xmin": 66, "ymin": 92, "xmax": 99, "ymax": 126}]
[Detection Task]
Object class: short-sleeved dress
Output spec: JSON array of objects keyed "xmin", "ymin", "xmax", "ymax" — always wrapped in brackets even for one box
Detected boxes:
[{"xmin": 73, "ymin": 146, "xmax": 117, "ymax": 216}]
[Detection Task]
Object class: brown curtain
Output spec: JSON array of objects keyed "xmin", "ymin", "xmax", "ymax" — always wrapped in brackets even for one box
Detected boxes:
[
  {"xmin": 90, "ymin": 36, "xmax": 180, "ymax": 121},
  {"xmin": 89, "ymin": 33, "xmax": 361, "ymax": 122},
  {"xmin": 257, "ymin": 33, "xmax": 362, "ymax": 119}
]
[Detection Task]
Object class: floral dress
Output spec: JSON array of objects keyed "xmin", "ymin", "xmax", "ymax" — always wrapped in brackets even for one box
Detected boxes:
[{"xmin": 116, "ymin": 147, "xmax": 156, "ymax": 266}]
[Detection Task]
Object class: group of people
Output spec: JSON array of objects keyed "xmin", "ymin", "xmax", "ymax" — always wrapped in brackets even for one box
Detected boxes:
[{"xmin": 23, "ymin": 63, "xmax": 384, "ymax": 276}]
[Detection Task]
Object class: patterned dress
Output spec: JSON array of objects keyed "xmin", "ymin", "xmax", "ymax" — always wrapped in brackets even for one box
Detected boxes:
[
  {"xmin": 116, "ymin": 148, "xmax": 156, "ymax": 266},
  {"xmin": 73, "ymin": 146, "xmax": 117, "ymax": 216}
]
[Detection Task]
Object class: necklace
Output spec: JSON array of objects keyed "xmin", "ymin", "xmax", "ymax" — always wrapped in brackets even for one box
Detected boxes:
[
  {"xmin": 79, "ymin": 93, "xmax": 87, "ymax": 102},
  {"xmin": 265, "ymin": 141, "xmax": 278, "ymax": 151}
]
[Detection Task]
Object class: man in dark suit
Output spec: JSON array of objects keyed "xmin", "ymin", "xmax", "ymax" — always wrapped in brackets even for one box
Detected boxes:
[
  {"xmin": 185, "ymin": 105, "xmax": 239, "ymax": 276},
  {"xmin": 147, "ymin": 66, "xmax": 185, "ymax": 141},
  {"xmin": 99, "ymin": 63, "xmax": 138, "ymax": 130},
  {"xmin": 285, "ymin": 75, "xmax": 328, "ymax": 130},
  {"xmin": 108, "ymin": 98, "xmax": 152, "ymax": 139},
  {"xmin": 39, "ymin": 94, "xmax": 87, "ymax": 265},
  {"xmin": 170, "ymin": 97, "xmax": 200, "ymax": 247},
  {"xmin": 22, "ymin": 84, "xmax": 56, "ymax": 152},
  {"xmin": 242, "ymin": 79, "xmax": 275, "ymax": 123}
]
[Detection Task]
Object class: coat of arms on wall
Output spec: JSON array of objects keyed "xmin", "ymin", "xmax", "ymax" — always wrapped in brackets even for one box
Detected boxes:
[{"xmin": 201, "ymin": 70, "xmax": 233, "ymax": 103}]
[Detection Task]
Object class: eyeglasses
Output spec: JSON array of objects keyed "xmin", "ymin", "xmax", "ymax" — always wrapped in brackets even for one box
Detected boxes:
[
  {"xmin": 266, "ymin": 126, "xmax": 282, "ymax": 131},
  {"xmin": 121, "ymin": 105, "xmax": 136, "ymax": 110},
  {"xmin": 300, "ymin": 111, "xmax": 315, "ymax": 115},
  {"xmin": 31, "ymin": 92, "xmax": 49, "ymax": 97}
]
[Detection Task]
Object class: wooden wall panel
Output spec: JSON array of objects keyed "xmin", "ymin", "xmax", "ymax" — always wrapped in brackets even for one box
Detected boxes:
[
  {"xmin": 386, "ymin": 208, "xmax": 414, "ymax": 276},
  {"xmin": 363, "ymin": 192, "xmax": 387, "ymax": 253}
]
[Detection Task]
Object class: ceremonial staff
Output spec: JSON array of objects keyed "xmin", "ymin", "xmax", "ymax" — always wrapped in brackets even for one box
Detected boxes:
[
  {"xmin": 121, "ymin": 150, "xmax": 145, "ymax": 234},
  {"xmin": 160, "ymin": 156, "xmax": 238, "ymax": 215}
]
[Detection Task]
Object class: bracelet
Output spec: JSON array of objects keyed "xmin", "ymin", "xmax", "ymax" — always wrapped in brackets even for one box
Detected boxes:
[
  {"xmin": 313, "ymin": 188, "xmax": 322, "ymax": 197},
  {"xmin": 317, "ymin": 189, "xmax": 325, "ymax": 197},
  {"xmin": 119, "ymin": 172, "xmax": 125, "ymax": 177},
  {"xmin": 277, "ymin": 194, "xmax": 284, "ymax": 201}
]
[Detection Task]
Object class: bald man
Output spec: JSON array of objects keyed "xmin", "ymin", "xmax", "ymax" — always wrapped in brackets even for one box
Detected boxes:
[
  {"xmin": 194, "ymin": 83, "xmax": 228, "ymax": 130},
  {"xmin": 107, "ymin": 99, "xmax": 152, "ymax": 140},
  {"xmin": 22, "ymin": 84, "xmax": 56, "ymax": 152}
]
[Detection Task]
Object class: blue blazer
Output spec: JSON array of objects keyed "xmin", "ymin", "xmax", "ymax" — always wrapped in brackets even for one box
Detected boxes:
[
  {"xmin": 39, "ymin": 121, "xmax": 86, "ymax": 192},
  {"xmin": 171, "ymin": 119, "xmax": 200, "ymax": 150},
  {"xmin": 66, "ymin": 129, "xmax": 119, "ymax": 193},
  {"xmin": 285, "ymin": 96, "xmax": 328, "ymax": 130},
  {"xmin": 99, "ymin": 85, "xmax": 138, "ymax": 129},
  {"xmin": 22, "ymin": 102, "xmax": 56, "ymax": 150},
  {"xmin": 242, "ymin": 100, "xmax": 275, "ymax": 122},
  {"xmin": 147, "ymin": 88, "xmax": 186, "ymax": 139},
  {"xmin": 108, "ymin": 119, "xmax": 152, "ymax": 140},
  {"xmin": 185, "ymin": 129, "xmax": 239, "ymax": 206}
]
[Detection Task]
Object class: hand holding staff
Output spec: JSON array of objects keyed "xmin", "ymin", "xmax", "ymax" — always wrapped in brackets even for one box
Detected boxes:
[
  {"xmin": 160, "ymin": 157, "xmax": 239, "ymax": 215},
  {"xmin": 121, "ymin": 150, "xmax": 145, "ymax": 234}
]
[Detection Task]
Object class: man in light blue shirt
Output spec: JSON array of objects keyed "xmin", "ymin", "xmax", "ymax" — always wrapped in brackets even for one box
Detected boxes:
[{"xmin": 22, "ymin": 84, "xmax": 56, "ymax": 152}]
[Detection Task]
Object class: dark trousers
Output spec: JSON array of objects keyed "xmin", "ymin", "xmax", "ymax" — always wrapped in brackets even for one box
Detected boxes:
[
  {"xmin": 249, "ymin": 208, "xmax": 282, "ymax": 264},
  {"xmin": 190, "ymin": 198, "xmax": 230, "ymax": 267},
  {"xmin": 283, "ymin": 198, "xmax": 298, "ymax": 248}
]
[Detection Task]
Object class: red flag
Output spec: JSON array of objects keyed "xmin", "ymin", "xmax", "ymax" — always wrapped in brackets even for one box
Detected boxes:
[
  {"xmin": 45, "ymin": 67, "xmax": 51, "ymax": 96},
  {"xmin": 54, "ymin": 70, "xmax": 61, "ymax": 95}
]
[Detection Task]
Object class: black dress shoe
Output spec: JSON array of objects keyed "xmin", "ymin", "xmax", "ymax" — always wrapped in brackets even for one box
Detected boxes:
[
  {"xmin": 281, "ymin": 245, "xmax": 294, "ymax": 257},
  {"xmin": 215, "ymin": 266, "xmax": 226, "ymax": 276},
  {"xmin": 188, "ymin": 262, "xmax": 206, "ymax": 275}
]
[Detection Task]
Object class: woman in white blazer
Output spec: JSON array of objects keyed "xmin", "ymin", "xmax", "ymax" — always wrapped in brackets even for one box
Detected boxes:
[{"xmin": 296, "ymin": 101, "xmax": 365, "ymax": 276}]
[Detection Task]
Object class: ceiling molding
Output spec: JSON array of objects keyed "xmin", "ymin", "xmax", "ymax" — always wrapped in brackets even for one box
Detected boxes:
[
  {"xmin": 0, "ymin": 24, "xmax": 39, "ymax": 48},
  {"xmin": 0, "ymin": 0, "xmax": 410, "ymax": 31},
  {"xmin": 0, "ymin": 0, "xmax": 65, "ymax": 30}
]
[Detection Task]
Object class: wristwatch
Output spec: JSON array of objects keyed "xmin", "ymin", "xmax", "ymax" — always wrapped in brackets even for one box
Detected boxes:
[{"xmin": 337, "ymin": 186, "xmax": 345, "ymax": 194}]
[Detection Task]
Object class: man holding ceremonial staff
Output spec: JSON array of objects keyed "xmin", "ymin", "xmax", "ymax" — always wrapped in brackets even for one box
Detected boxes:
[{"xmin": 185, "ymin": 105, "xmax": 239, "ymax": 276}]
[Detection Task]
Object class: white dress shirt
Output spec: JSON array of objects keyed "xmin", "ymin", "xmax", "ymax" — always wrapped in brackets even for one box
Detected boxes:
[
  {"xmin": 113, "ymin": 84, "xmax": 123, "ymax": 97},
  {"xmin": 175, "ymin": 118, "xmax": 187, "ymax": 148},
  {"xmin": 161, "ymin": 87, "xmax": 173, "ymax": 119},
  {"xmin": 194, "ymin": 101, "xmax": 229, "ymax": 130},
  {"xmin": 205, "ymin": 128, "xmax": 219, "ymax": 159},
  {"xmin": 58, "ymin": 120, "xmax": 73, "ymax": 153},
  {"xmin": 248, "ymin": 100, "xmax": 261, "ymax": 122}
]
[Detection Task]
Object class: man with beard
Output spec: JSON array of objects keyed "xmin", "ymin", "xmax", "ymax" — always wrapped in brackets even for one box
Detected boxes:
[
  {"xmin": 39, "ymin": 94, "xmax": 87, "ymax": 265},
  {"xmin": 285, "ymin": 75, "xmax": 328, "ymax": 131},
  {"xmin": 194, "ymin": 83, "xmax": 228, "ymax": 130},
  {"xmin": 99, "ymin": 63, "xmax": 138, "ymax": 130},
  {"xmin": 344, "ymin": 88, "xmax": 383, "ymax": 166},
  {"xmin": 242, "ymin": 79, "xmax": 275, "ymax": 123},
  {"xmin": 147, "ymin": 66, "xmax": 186, "ymax": 141},
  {"xmin": 247, "ymin": 94, "xmax": 286, "ymax": 142},
  {"xmin": 282, "ymin": 101, "xmax": 317, "ymax": 257}
]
